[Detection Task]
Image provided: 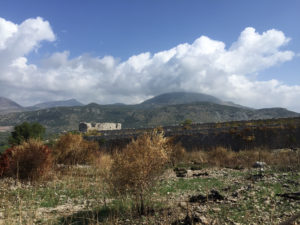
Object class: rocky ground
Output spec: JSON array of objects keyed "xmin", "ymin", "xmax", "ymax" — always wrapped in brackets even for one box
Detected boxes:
[
  {"xmin": 0, "ymin": 164, "xmax": 299, "ymax": 224},
  {"xmin": 166, "ymin": 166, "xmax": 300, "ymax": 225}
]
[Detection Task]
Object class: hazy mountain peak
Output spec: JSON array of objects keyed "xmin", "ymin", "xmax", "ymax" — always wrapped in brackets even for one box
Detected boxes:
[
  {"xmin": 0, "ymin": 97, "xmax": 24, "ymax": 114},
  {"xmin": 29, "ymin": 99, "xmax": 84, "ymax": 110},
  {"xmin": 141, "ymin": 92, "xmax": 224, "ymax": 106}
]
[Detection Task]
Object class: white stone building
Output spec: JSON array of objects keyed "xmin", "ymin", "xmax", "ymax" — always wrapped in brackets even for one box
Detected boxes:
[{"xmin": 79, "ymin": 122, "xmax": 121, "ymax": 132}]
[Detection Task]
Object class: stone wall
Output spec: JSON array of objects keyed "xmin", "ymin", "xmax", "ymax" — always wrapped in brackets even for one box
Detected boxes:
[
  {"xmin": 79, "ymin": 122, "xmax": 121, "ymax": 132},
  {"xmin": 0, "ymin": 126, "xmax": 13, "ymax": 132},
  {"xmin": 84, "ymin": 117, "xmax": 300, "ymax": 152}
]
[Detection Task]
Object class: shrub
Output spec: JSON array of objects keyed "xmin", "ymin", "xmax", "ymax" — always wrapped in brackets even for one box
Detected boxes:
[
  {"xmin": 53, "ymin": 133, "xmax": 99, "ymax": 165},
  {"xmin": 108, "ymin": 130, "xmax": 171, "ymax": 215},
  {"xmin": 0, "ymin": 149, "xmax": 11, "ymax": 177},
  {"xmin": 0, "ymin": 139, "xmax": 52, "ymax": 181}
]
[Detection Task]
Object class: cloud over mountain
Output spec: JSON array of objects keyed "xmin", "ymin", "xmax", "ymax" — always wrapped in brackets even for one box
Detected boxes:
[{"xmin": 0, "ymin": 17, "xmax": 299, "ymax": 111}]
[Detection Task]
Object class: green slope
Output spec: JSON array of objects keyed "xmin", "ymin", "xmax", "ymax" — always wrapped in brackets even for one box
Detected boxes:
[{"xmin": 0, "ymin": 102, "xmax": 298, "ymax": 133}]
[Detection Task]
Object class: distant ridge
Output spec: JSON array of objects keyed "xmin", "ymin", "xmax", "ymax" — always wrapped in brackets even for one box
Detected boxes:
[
  {"xmin": 0, "ymin": 97, "xmax": 24, "ymax": 114},
  {"xmin": 28, "ymin": 99, "xmax": 83, "ymax": 110},
  {"xmin": 141, "ymin": 92, "xmax": 223, "ymax": 106},
  {"xmin": 141, "ymin": 92, "xmax": 249, "ymax": 108},
  {"xmin": 0, "ymin": 92, "xmax": 298, "ymax": 133}
]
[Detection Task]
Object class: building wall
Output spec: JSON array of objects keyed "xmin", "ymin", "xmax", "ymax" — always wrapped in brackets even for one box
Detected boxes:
[
  {"xmin": 79, "ymin": 122, "xmax": 121, "ymax": 132},
  {"xmin": 0, "ymin": 126, "xmax": 14, "ymax": 132}
]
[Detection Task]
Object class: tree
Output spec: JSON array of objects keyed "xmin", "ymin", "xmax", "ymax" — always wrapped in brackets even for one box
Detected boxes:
[
  {"xmin": 9, "ymin": 122, "xmax": 45, "ymax": 146},
  {"xmin": 182, "ymin": 119, "xmax": 193, "ymax": 129}
]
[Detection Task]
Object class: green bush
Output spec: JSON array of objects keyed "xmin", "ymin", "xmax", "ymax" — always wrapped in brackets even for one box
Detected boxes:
[{"xmin": 9, "ymin": 122, "xmax": 45, "ymax": 146}]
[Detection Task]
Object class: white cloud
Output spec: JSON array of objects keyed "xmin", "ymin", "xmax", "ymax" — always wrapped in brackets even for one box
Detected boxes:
[{"xmin": 0, "ymin": 17, "xmax": 299, "ymax": 112}]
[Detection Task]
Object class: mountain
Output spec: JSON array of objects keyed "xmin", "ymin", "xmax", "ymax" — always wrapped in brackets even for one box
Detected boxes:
[
  {"xmin": 141, "ymin": 92, "xmax": 223, "ymax": 106},
  {"xmin": 0, "ymin": 93, "xmax": 298, "ymax": 133},
  {"xmin": 27, "ymin": 99, "xmax": 84, "ymax": 110},
  {"xmin": 0, "ymin": 97, "xmax": 84, "ymax": 114},
  {"xmin": 0, "ymin": 97, "xmax": 24, "ymax": 114},
  {"xmin": 141, "ymin": 92, "xmax": 250, "ymax": 109}
]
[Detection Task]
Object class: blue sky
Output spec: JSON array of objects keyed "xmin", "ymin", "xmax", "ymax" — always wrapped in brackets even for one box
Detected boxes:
[{"xmin": 0, "ymin": 0, "xmax": 300, "ymax": 111}]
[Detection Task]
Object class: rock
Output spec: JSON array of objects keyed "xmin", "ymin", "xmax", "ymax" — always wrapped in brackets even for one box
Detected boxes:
[
  {"xmin": 190, "ymin": 165, "xmax": 202, "ymax": 171},
  {"xmin": 178, "ymin": 201, "xmax": 188, "ymax": 209},
  {"xmin": 227, "ymin": 197, "xmax": 238, "ymax": 202},
  {"xmin": 209, "ymin": 190, "xmax": 225, "ymax": 201},
  {"xmin": 264, "ymin": 200, "xmax": 271, "ymax": 205},
  {"xmin": 174, "ymin": 167, "xmax": 187, "ymax": 172},
  {"xmin": 189, "ymin": 194, "xmax": 206, "ymax": 203},
  {"xmin": 278, "ymin": 212, "xmax": 300, "ymax": 225},
  {"xmin": 176, "ymin": 172, "xmax": 187, "ymax": 177},
  {"xmin": 231, "ymin": 191, "xmax": 239, "ymax": 197},
  {"xmin": 172, "ymin": 213, "xmax": 210, "ymax": 225},
  {"xmin": 276, "ymin": 192, "xmax": 300, "ymax": 200},
  {"xmin": 194, "ymin": 206, "xmax": 205, "ymax": 213},
  {"xmin": 247, "ymin": 173, "xmax": 264, "ymax": 181},
  {"xmin": 171, "ymin": 215, "xmax": 192, "ymax": 225},
  {"xmin": 286, "ymin": 180, "xmax": 299, "ymax": 186},
  {"xmin": 212, "ymin": 207, "xmax": 221, "ymax": 212},
  {"xmin": 198, "ymin": 215, "xmax": 211, "ymax": 225},
  {"xmin": 192, "ymin": 172, "xmax": 209, "ymax": 177},
  {"xmin": 189, "ymin": 190, "xmax": 224, "ymax": 203},
  {"xmin": 253, "ymin": 161, "xmax": 267, "ymax": 168},
  {"xmin": 174, "ymin": 168, "xmax": 188, "ymax": 177}
]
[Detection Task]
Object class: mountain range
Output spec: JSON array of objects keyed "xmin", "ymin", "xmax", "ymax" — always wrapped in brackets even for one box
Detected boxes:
[
  {"xmin": 0, "ymin": 97, "xmax": 24, "ymax": 115},
  {"xmin": 0, "ymin": 97, "xmax": 83, "ymax": 115},
  {"xmin": 27, "ymin": 99, "xmax": 83, "ymax": 110},
  {"xmin": 0, "ymin": 92, "xmax": 299, "ymax": 133}
]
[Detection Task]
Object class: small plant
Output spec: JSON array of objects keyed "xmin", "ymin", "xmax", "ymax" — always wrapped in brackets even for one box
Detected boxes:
[
  {"xmin": 53, "ymin": 133, "xmax": 99, "ymax": 165},
  {"xmin": 108, "ymin": 130, "xmax": 171, "ymax": 215},
  {"xmin": 181, "ymin": 119, "xmax": 193, "ymax": 129},
  {"xmin": 0, "ymin": 139, "xmax": 52, "ymax": 181}
]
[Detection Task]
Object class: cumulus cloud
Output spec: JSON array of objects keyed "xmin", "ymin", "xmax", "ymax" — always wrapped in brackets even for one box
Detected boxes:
[{"xmin": 0, "ymin": 17, "xmax": 300, "ymax": 111}]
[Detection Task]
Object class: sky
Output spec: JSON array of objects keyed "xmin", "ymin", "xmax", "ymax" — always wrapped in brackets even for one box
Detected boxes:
[{"xmin": 0, "ymin": 0, "xmax": 300, "ymax": 111}]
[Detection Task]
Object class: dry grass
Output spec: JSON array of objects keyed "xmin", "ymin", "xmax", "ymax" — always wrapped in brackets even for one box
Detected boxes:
[
  {"xmin": 183, "ymin": 147, "xmax": 300, "ymax": 169},
  {"xmin": 1, "ymin": 133, "xmax": 300, "ymax": 224},
  {"xmin": 169, "ymin": 143, "xmax": 187, "ymax": 166},
  {"xmin": 0, "ymin": 164, "xmax": 106, "ymax": 225}
]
